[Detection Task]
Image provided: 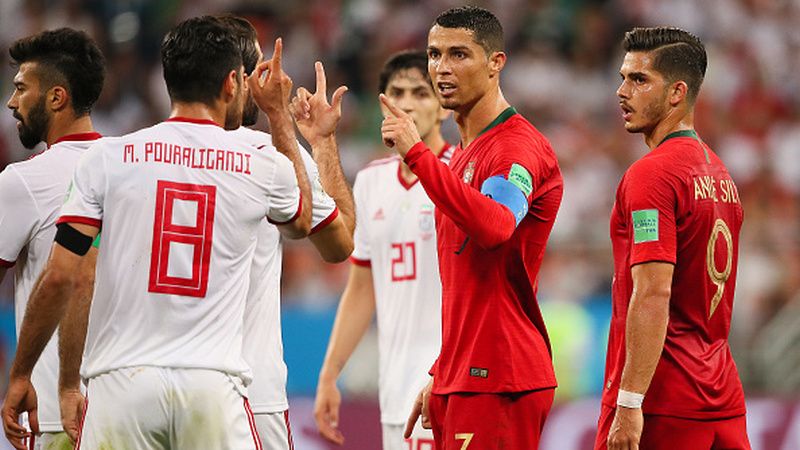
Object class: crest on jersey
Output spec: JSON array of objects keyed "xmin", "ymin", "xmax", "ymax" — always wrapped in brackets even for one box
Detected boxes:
[
  {"xmin": 419, "ymin": 203, "xmax": 434, "ymax": 240},
  {"xmin": 462, "ymin": 161, "xmax": 476, "ymax": 184}
]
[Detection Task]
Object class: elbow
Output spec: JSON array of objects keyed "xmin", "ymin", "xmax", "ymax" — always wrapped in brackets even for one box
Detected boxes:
[
  {"xmin": 321, "ymin": 241, "xmax": 354, "ymax": 264},
  {"xmin": 474, "ymin": 220, "xmax": 516, "ymax": 251}
]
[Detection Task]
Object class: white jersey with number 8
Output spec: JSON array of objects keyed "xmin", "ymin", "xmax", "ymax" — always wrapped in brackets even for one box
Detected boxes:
[{"xmin": 59, "ymin": 118, "xmax": 300, "ymax": 383}]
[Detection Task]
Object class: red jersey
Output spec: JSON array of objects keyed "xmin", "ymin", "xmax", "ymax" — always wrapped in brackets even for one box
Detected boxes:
[
  {"xmin": 404, "ymin": 108, "xmax": 562, "ymax": 394},
  {"xmin": 602, "ymin": 130, "xmax": 746, "ymax": 419}
]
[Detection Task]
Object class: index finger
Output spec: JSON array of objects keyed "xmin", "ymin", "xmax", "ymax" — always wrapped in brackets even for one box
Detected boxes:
[
  {"xmin": 270, "ymin": 37, "xmax": 283, "ymax": 73},
  {"xmin": 403, "ymin": 402, "xmax": 421, "ymax": 439},
  {"xmin": 314, "ymin": 61, "xmax": 327, "ymax": 96},
  {"xmin": 379, "ymin": 93, "xmax": 404, "ymax": 118}
]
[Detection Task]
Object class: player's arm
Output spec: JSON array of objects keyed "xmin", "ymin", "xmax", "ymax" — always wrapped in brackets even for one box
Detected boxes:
[
  {"xmin": 2, "ymin": 223, "xmax": 98, "ymax": 449},
  {"xmin": 292, "ymin": 61, "xmax": 354, "ymax": 262},
  {"xmin": 249, "ymin": 38, "xmax": 312, "ymax": 238},
  {"xmin": 314, "ymin": 264, "xmax": 375, "ymax": 445},
  {"xmin": 607, "ymin": 261, "xmax": 673, "ymax": 450},
  {"xmin": 380, "ymin": 95, "xmax": 522, "ymax": 250},
  {"xmin": 58, "ymin": 244, "xmax": 97, "ymax": 442}
]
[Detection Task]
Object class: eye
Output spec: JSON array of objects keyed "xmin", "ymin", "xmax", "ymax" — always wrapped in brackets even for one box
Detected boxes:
[{"xmin": 454, "ymin": 50, "xmax": 466, "ymax": 59}]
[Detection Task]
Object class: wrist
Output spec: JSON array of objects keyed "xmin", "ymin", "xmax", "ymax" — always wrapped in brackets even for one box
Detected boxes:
[
  {"xmin": 617, "ymin": 389, "xmax": 644, "ymax": 409},
  {"xmin": 318, "ymin": 368, "xmax": 339, "ymax": 385},
  {"xmin": 309, "ymin": 134, "xmax": 336, "ymax": 152}
]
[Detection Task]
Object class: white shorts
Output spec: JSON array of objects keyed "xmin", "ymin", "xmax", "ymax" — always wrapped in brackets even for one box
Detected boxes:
[
  {"xmin": 76, "ymin": 367, "xmax": 260, "ymax": 450},
  {"xmin": 253, "ymin": 411, "xmax": 293, "ymax": 450},
  {"xmin": 24, "ymin": 432, "xmax": 73, "ymax": 450},
  {"xmin": 382, "ymin": 422, "xmax": 435, "ymax": 450}
]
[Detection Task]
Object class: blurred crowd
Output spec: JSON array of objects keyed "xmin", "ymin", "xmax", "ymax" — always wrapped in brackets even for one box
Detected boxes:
[{"xmin": 0, "ymin": 0, "xmax": 798, "ymax": 398}]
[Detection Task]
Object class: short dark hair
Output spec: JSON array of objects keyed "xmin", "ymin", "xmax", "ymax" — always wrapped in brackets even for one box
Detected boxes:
[
  {"xmin": 161, "ymin": 16, "xmax": 244, "ymax": 104},
  {"xmin": 9, "ymin": 28, "xmax": 105, "ymax": 115},
  {"xmin": 623, "ymin": 27, "xmax": 707, "ymax": 103},
  {"xmin": 434, "ymin": 6, "xmax": 504, "ymax": 54},
  {"xmin": 378, "ymin": 50, "xmax": 431, "ymax": 93},
  {"xmin": 216, "ymin": 14, "xmax": 260, "ymax": 75}
]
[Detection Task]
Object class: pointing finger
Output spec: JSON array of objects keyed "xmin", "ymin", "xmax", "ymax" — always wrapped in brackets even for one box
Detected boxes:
[
  {"xmin": 271, "ymin": 38, "xmax": 283, "ymax": 73},
  {"xmin": 314, "ymin": 61, "xmax": 327, "ymax": 97},
  {"xmin": 379, "ymin": 93, "xmax": 404, "ymax": 118}
]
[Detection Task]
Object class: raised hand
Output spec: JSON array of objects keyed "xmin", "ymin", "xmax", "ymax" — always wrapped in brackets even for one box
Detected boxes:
[
  {"xmin": 248, "ymin": 37, "xmax": 293, "ymax": 115},
  {"xmin": 379, "ymin": 93, "xmax": 421, "ymax": 158},
  {"xmin": 1, "ymin": 377, "xmax": 38, "ymax": 450},
  {"xmin": 290, "ymin": 61, "xmax": 348, "ymax": 146}
]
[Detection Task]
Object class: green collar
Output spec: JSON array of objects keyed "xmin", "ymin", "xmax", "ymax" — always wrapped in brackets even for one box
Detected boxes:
[
  {"xmin": 658, "ymin": 129, "xmax": 698, "ymax": 146},
  {"xmin": 658, "ymin": 129, "xmax": 709, "ymax": 163},
  {"xmin": 477, "ymin": 107, "xmax": 517, "ymax": 138}
]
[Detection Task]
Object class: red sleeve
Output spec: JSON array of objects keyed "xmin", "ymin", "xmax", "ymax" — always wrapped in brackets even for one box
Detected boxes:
[
  {"xmin": 404, "ymin": 142, "xmax": 516, "ymax": 250},
  {"xmin": 622, "ymin": 158, "xmax": 678, "ymax": 266}
]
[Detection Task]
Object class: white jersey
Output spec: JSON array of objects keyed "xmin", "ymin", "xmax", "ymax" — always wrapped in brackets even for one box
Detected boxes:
[
  {"xmin": 232, "ymin": 127, "xmax": 337, "ymax": 414},
  {"xmin": 60, "ymin": 118, "xmax": 301, "ymax": 383},
  {"xmin": 350, "ymin": 145, "xmax": 453, "ymax": 424},
  {"xmin": 0, "ymin": 133, "xmax": 102, "ymax": 433}
]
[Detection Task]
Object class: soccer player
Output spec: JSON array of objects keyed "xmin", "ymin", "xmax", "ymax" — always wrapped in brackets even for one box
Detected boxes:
[
  {"xmin": 0, "ymin": 28, "xmax": 105, "ymax": 450},
  {"xmin": 2, "ymin": 15, "xmax": 312, "ymax": 450},
  {"xmin": 314, "ymin": 50, "xmax": 452, "ymax": 450},
  {"xmin": 380, "ymin": 6, "xmax": 563, "ymax": 450},
  {"xmin": 595, "ymin": 27, "xmax": 750, "ymax": 450},
  {"xmin": 220, "ymin": 15, "xmax": 355, "ymax": 450}
]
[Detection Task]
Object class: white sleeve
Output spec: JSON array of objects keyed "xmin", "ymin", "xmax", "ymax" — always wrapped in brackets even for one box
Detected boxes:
[
  {"xmin": 298, "ymin": 143, "xmax": 337, "ymax": 233},
  {"xmin": 0, "ymin": 166, "xmax": 40, "ymax": 266},
  {"xmin": 266, "ymin": 152, "xmax": 301, "ymax": 224},
  {"xmin": 58, "ymin": 143, "xmax": 106, "ymax": 227},
  {"xmin": 350, "ymin": 170, "xmax": 371, "ymax": 264}
]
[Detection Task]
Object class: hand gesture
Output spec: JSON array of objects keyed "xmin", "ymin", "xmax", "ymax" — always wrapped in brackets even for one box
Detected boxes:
[
  {"xmin": 290, "ymin": 61, "xmax": 348, "ymax": 146},
  {"xmin": 59, "ymin": 388, "xmax": 85, "ymax": 443},
  {"xmin": 248, "ymin": 38, "xmax": 293, "ymax": 115},
  {"xmin": 404, "ymin": 377, "xmax": 433, "ymax": 439},
  {"xmin": 313, "ymin": 380, "xmax": 344, "ymax": 445},
  {"xmin": 2, "ymin": 377, "xmax": 38, "ymax": 450},
  {"xmin": 379, "ymin": 94, "xmax": 421, "ymax": 158},
  {"xmin": 607, "ymin": 407, "xmax": 643, "ymax": 450}
]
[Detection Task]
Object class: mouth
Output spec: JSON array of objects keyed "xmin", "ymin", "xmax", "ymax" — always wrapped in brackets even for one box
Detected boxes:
[
  {"xmin": 437, "ymin": 81, "xmax": 457, "ymax": 97},
  {"xmin": 620, "ymin": 103, "xmax": 633, "ymax": 121}
]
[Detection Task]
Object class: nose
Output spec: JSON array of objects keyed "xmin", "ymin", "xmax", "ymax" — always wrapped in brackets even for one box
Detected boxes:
[
  {"xmin": 616, "ymin": 80, "xmax": 629, "ymax": 100},
  {"xmin": 7, "ymin": 91, "xmax": 17, "ymax": 110},
  {"xmin": 396, "ymin": 93, "xmax": 414, "ymax": 113}
]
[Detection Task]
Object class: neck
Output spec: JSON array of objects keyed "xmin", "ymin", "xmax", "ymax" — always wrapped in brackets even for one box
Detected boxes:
[
  {"xmin": 644, "ymin": 107, "xmax": 694, "ymax": 150},
  {"xmin": 45, "ymin": 114, "xmax": 95, "ymax": 146},
  {"xmin": 170, "ymin": 101, "xmax": 226, "ymax": 127},
  {"xmin": 399, "ymin": 130, "xmax": 447, "ymax": 183},
  {"xmin": 453, "ymin": 86, "xmax": 510, "ymax": 148}
]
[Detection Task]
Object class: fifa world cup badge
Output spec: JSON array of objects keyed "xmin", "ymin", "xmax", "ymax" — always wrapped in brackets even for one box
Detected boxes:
[{"xmin": 462, "ymin": 161, "xmax": 476, "ymax": 184}]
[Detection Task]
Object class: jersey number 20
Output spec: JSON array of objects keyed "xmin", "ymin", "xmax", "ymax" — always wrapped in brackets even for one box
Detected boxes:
[{"xmin": 148, "ymin": 180, "xmax": 216, "ymax": 298}]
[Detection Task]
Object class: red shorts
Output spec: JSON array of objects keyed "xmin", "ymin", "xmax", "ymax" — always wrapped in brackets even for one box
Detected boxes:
[
  {"xmin": 428, "ymin": 388, "xmax": 554, "ymax": 450},
  {"xmin": 594, "ymin": 405, "xmax": 751, "ymax": 450}
]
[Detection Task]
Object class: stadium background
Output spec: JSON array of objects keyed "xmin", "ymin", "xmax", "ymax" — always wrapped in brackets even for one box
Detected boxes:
[{"xmin": 0, "ymin": 0, "xmax": 798, "ymax": 448}]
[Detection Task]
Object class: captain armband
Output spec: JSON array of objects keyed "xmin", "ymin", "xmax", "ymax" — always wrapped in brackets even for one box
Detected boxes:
[
  {"xmin": 55, "ymin": 223, "xmax": 94, "ymax": 256},
  {"xmin": 480, "ymin": 175, "xmax": 529, "ymax": 226}
]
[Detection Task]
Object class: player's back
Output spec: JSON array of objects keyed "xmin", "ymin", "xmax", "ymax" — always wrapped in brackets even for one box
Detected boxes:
[
  {"xmin": 62, "ymin": 118, "xmax": 300, "ymax": 382},
  {"xmin": 607, "ymin": 132, "xmax": 745, "ymax": 418}
]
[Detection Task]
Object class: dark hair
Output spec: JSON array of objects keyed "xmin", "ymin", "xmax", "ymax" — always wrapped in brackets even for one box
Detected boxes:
[
  {"xmin": 434, "ymin": 6, "xmax": 504, "ymax": 54},
  {"xmin": 161, "ymin": 16, "xmax": 244, "ymax": 104},
  {"xmin": 378, "ymin": 50, "xmax": 431, "ymax": 93},
  {"xmin": 9, "ymin": 28, "xmax": 105, "ymax": 115},
  {"xmin": 623, "ymin": 27, "xmax": 707, "ymax": 103},
  {"xmin": 216, "ymin": 14, "xmax": 260, "ymax": 75}
]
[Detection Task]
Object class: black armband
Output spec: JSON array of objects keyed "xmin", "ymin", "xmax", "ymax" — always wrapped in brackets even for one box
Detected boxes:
[{"xmin": 55, "ymin": 223, "xmax": 94, "ymax": 256}]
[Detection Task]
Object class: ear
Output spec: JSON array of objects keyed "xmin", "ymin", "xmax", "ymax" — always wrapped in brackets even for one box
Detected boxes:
[
  {"xmin": 488, "ymin": 51, "xmax": 506, "ymax": 78},
  {"xmin": 221, "ymin": 69, "xmax": 240, "ymax": 102},
  {"xmin": 48, "ymin": 85, "xmax": 69, "ymax": 112},
  {"xmin": 669, "ymin": 80, "xmax": 688, "ymax": 107}
]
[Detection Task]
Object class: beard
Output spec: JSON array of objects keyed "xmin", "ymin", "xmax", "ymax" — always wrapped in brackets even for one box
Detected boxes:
[
  {"xmin": 626, "ymin": 91, "xmax": 668, "ymax": 134},
  {"xmin": 16, "ymin": 95, "xmax": 50, "ymax": 149},
  {"xmin": 241, "ymin": 95, "xmax": 259, "ymax": 127}
]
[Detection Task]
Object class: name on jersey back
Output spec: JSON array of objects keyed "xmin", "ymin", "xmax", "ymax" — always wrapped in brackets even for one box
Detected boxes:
[{"xmin": 122, "ymin": 142, "xmax": 252, "ymax": 175}]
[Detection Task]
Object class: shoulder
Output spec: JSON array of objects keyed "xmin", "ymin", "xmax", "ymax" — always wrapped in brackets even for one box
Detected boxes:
[
  {"xmin": 229, "ymin": 127, "xmax": 275, "ymax": 149},
  {"xmin": 359, "ymin": 155, "xmax": 399, "ymax": 176},
  {"xmin": 0, "ymin": 164, "xmax": 32, "ymax": 202}
]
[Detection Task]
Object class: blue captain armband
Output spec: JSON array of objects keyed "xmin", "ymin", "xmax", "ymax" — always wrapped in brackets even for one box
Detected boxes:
[{"xmin": 480, "ymin": 175, "xmax": 529, "ymax": 226}]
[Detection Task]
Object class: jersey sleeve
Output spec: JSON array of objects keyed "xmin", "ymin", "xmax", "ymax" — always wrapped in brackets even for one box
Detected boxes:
[
  {"xmin": 298, "ymin": 142, "xmax": 338, "ymax": 233},
  {"xmin": 58, "ymin": 144, "xmax": 106, "ymax": 227},
  {"xmin": 622, "ymin": 158, "xmax": 678, "ymax": 266},
  {"xmin": 265, "ymin": 152, "xmax": 302, "ymax": 224},
  {"xmin": 349, "ymin": 170, "xmax": 371, "ymax": 266},
  {"xmin": 0, "ymin": 166, "xmax": 40, "ymax": 266}
]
